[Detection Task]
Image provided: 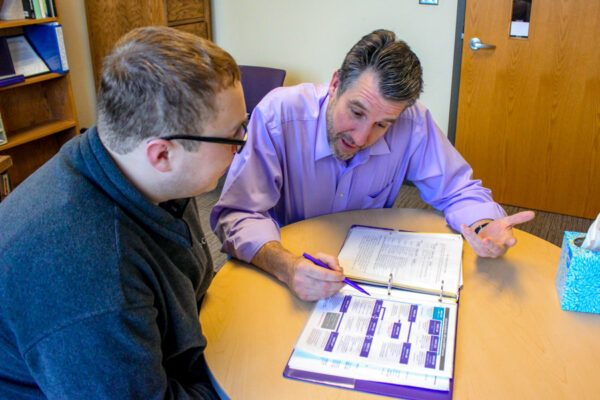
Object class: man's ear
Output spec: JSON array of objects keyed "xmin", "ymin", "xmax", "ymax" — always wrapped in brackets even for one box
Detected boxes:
[
  {"xmin": 146, "ymin": 139, "xmax": 173, "ymax": 173},
  {"xmin": 328, "ymin": 70, "xmax": 340, "ymax": 97}
]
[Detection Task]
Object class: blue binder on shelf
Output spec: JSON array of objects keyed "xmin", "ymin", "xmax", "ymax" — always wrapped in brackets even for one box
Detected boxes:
[{"xmin": 23, "ymin": 22, "xmax": 69, "ymax": 74}]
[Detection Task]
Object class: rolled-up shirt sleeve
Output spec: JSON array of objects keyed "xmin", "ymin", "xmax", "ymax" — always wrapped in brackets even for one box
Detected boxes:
[
  {"xmin": 404, "ymin": 107, "xmax": 506, "ymax": 231},
  {"xmin": 210, "ymin": 106, "xmax": 283, "ymax": 262}
]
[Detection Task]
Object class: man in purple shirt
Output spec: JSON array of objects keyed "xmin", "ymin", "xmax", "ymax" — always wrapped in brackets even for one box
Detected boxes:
[{"xmin": 211, "ymin": 29, "xmax": 534, "ymax": 301}]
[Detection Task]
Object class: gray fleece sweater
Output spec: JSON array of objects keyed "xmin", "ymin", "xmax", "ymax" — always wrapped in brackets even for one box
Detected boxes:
[{"xmin": 0, "ymin": 127, "xmax": 218, "ymax": 399}]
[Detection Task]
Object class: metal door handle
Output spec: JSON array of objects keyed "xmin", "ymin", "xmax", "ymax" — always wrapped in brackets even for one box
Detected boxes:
[{"xmin": 469, "ymin": 37, "xmax": 496, "ymax": 51}]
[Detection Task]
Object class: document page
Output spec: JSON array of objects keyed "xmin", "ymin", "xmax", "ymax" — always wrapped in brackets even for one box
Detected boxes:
[
  {"xmin": 293, "ymin": 287, "xmax": 457, "ymax": 379},
  {"xmin": 338, "ymin": 226, "xmax": 463, "ymax": 296}
]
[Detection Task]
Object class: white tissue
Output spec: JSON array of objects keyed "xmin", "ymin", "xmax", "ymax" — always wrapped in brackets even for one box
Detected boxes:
[{"xmin": 581, "ymin": 212, "xmax": 600, "ymax": 252}]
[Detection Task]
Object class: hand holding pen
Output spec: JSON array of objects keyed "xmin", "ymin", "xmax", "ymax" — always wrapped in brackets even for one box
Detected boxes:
[{"xmin": 303, "ymin": 253, "xmax": 370, "ymax": 296}]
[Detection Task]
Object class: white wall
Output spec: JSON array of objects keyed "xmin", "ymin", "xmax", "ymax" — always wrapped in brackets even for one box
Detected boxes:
[
  {"xmin": 57, "ymin": 0, "xmax": 458, "ymax": 134},
  {"xmin": 213, "ymin": 0, "xmax": 457, "ymax": 133}
]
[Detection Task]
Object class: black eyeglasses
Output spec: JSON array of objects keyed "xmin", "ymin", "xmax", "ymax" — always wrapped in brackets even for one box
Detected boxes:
[{"xmin": 159, "ymin": 122, "xmax": 248, "ymax": 154}]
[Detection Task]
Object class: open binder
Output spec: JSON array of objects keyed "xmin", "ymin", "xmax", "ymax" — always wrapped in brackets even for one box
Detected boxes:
[{"xmin": 284, "ymin": 225, "xmax": 463, "ymax": 399}]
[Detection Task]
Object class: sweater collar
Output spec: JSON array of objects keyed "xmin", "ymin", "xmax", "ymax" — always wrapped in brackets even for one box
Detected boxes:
[{"xmin": 76, "ymin": 127, "xmax": 192, "ymax": 246}]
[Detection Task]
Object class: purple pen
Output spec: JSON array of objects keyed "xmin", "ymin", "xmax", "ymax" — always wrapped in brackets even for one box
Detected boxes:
[{"xmin": 302, "ymin": 252, "xmax": 371, "ymax": 296}]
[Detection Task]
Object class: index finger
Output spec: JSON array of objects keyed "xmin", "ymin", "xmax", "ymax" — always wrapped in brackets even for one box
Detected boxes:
[
  {"xmin": 504, "ymin": 211, "xmax": 535, "ymax": 227},
  {"xmin": 300, "ymin": 257, "xmax": 345, "ymax": 282},
  {"xmin": 314, "ymin": 252, "xmax": 343, "ymax": 272}
]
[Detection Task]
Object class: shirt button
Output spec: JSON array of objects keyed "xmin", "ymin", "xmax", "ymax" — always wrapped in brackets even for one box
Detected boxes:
[{"xmin": 340, "ymin": 193, "xmax": 344, "ymax": 197}]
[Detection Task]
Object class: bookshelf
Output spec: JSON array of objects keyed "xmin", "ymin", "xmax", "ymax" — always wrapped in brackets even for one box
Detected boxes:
[
  {"xmin": 0, "ymin": 8, "xmax": 79, "ymax": 187},
  {"xmin": 0, "ymin": 155, "xmax": 11, "ymax": 174},
  {"xmin": 1, "ymin": 16, "xmax": 56, "ymax": 28},
  {"xmin": 0, "ymin": 154, "xmax": 12, "ymax": 201},
  {"xmin": 84, "ymin": 0, "xmax": 212, "ymax": 89}
]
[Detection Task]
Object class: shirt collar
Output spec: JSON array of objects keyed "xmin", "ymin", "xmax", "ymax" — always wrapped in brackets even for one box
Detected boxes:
[{"xmin": 315, "ymin": 89, "xmax": 334, "ymax": 161}]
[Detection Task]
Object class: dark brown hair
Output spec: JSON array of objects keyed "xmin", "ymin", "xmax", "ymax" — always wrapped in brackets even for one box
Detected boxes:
[{"xmin": 337, "ymin": 29, "xmax": 423, "ymax": 106}]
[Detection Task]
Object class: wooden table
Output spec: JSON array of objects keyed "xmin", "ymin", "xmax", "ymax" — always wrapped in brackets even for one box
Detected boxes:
[{"xmin": 199, "ymin": 208, "xmax": 600, "ymax": 399}]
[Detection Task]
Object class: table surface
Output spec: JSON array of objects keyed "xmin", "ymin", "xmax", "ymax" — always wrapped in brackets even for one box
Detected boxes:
[{"xmin": 199, "ymin": 208, "xmax": 600, "ymax": 399}]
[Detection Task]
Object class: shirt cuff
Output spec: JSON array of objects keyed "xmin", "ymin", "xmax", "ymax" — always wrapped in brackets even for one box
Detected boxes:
[
  {"xmin": 444, "ymin": 202, "xmax": 507, "ymax": 232},
  {"xmin": 221, "ymin": 217, "xmax": 282, "ymax": 263}
]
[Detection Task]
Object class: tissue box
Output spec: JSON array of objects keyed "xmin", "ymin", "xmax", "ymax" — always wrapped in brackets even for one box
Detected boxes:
[{"xmin": 555, "ymin": 231, "xmax": 600, "ymax": 314}]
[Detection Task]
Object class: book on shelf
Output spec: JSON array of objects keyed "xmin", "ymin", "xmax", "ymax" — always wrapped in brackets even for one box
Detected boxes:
[
  {"xmin": 31, "ymin": 0, "xmax": 51, "ymax": 18},
  {"xmin": 0, "ymin": 37, "xmax": 25, "ymax": 87},
  {"xmin": 44, "ymin": 0, "xmax": 56, "ymax": 18},
  {"xmin": 0, "ymin": 170, "xmax": 12, "ymax": 201},
  {"xmin": 0, "ymin": 111, "xmax": 7, "ymax": 146},
  {"xmin": 22, "ymin": 0, "xmax": 35, "ymax": 18},
  {"xmin": 0, "ymin": 73, "xmax": 25, "ymax": 86},
  {"xmin": 284, "ymin": 225, "xmax": 464, "ymax": 399},
  {"xmin": 30, "ymin": 0, "xmax": 40, "ymax": 18},
  {"xmin": 0, "ymin": 155, "xmax": 12, "ymax": 201},
  {"xmin": 5, "ymin": 35, "xmax": 49, "ymax": 77},
  {"xmin": 0, "ymin": 37, "xmax": 16, "ymax": 77},
  {"xmin": 0, "ymin": 0, "xmax": 56, "ymax": 19},
  {"xmin": 24, "ymin": 22, "xmax": 68, "ymax": 73}
]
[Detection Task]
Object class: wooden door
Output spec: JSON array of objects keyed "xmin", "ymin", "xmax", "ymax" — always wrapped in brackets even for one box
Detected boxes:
[
  {"xmin": 84, "ymin": 0, "xmax": 167, "ymax": 89},
  {"xmin": 84, "ymin": 0, "xmax": 212, "ymax": 91},
  {"xmin": 455, "ymin": 0, "xmax": 600, "ymax": 219}
]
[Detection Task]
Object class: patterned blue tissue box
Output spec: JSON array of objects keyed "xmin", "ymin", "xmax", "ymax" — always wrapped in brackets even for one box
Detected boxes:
[{"xmin": 555, "ymin": 231, "xmax": 600, "ymax": 314}]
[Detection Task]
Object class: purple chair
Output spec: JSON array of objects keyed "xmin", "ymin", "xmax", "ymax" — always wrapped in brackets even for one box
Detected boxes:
[{"xmin": 239, "ymin": 65, "xmax": 286, "ymax": 116}]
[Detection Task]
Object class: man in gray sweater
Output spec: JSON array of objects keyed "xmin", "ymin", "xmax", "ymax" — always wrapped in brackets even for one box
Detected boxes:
[{"xmin": 0, "ymin": 27, "xmax": 247, "ymax": 399}]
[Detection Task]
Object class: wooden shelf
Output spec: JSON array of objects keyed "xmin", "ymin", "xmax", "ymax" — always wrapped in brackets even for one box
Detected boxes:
[
  {"xmin": 0, "ymin": 73, "xmax": 64, "ymax": 92},
  {"xmin": 0, "ymin": 119, "xmax": 76, "ymax": 151},
  {"xmin": 0, "ymin": 2, "xmax": 78, "ymax": 188},
  {"xmin": 0, "ymin": 154, "xmax": 12, "ymax": 173},
  {"xmin": 0, "ymin": 17, "xmax": 58, "ymax": 29}
]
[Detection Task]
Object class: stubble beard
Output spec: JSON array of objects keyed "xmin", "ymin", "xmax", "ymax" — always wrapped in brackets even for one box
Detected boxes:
[{"xmin": 326, "ymin": 99, "xmax": 356, "ymax": 161}]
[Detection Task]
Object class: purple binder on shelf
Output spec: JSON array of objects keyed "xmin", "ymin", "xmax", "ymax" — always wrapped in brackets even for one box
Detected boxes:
[{"xmin": 0, "ymin": 74, "xmax": 25, "ymax": 88}]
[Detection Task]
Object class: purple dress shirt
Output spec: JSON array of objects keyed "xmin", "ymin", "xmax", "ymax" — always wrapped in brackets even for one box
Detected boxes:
[{"xmin": 210, "ymin": 83, "xmax": 506, "ymax": 262}]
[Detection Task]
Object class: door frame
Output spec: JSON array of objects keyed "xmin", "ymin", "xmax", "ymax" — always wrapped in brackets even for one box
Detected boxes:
[{"xmin": 448, "ymin": 0, "xmax": 467, "ymax": 145}]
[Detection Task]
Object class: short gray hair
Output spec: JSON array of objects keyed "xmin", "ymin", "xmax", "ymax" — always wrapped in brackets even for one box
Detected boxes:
[
  {"xmin": 97, "ymin": 26, "xmax": 240, "ymax": 154},
  {"xmin": 337, "ymin": 29, "xmax": 423, "ymax": 106}
]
